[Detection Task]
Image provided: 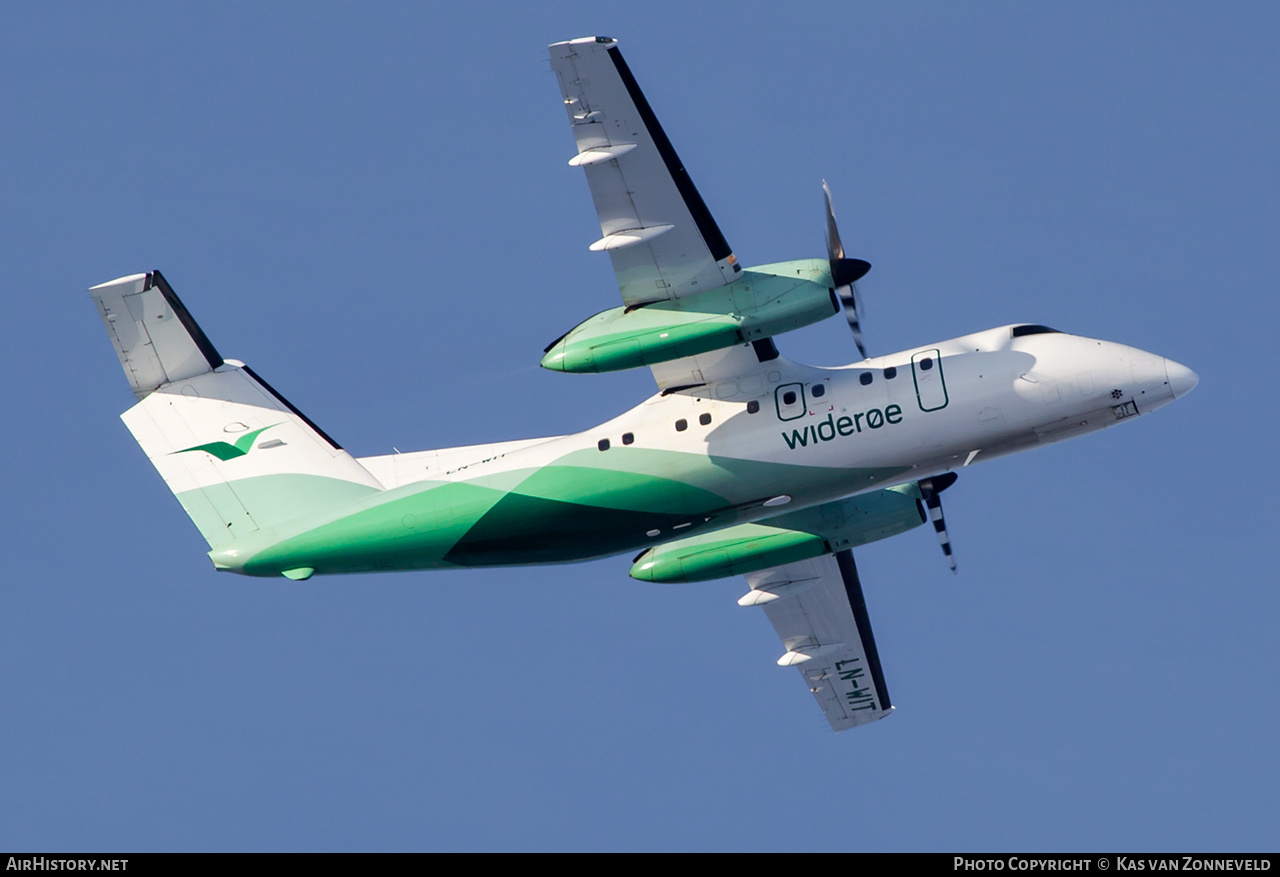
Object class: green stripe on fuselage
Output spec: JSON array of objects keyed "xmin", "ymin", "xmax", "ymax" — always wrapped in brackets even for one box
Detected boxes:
[
  {"xmin": 176, "ymin": 473, "xmax": 382, "ymax": 547},
  {"xmin": 444, "ymin": 492, "xmax": 701, "ymax": 565},
  {"xmin": 238, "ymin": 479, "xmax": 508, "ymax": 575},
  {"xmin": 220, "ymin": 447, "xmax": 908, "ymax": 577},
  {"xmin": 507, "ymin": 460, "xmax": 729, "ymax": 514}
]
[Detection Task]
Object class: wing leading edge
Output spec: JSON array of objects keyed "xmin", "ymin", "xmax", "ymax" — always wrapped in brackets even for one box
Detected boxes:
[
  {"xmin": 549, "ymin": 36, "xmax": 741, "ymax": 306},
  {"xmin": 744, "ymin": 551, "xmax": 893, "ymax": 731}
]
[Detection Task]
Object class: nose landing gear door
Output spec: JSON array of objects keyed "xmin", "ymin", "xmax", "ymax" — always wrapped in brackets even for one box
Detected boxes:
[{"xmin": 911, "ymin": 349, "xmax": 949, "ymax": 412}]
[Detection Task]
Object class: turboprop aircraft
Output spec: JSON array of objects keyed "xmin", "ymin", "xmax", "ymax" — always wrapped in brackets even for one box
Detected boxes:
[{"xmin": 90, "ymin": 36, "xmax": 1197, "ymax": 732}]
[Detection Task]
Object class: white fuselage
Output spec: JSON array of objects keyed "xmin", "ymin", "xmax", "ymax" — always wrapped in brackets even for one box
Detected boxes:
[
  {"xmin": 203, "ymin": 323, "xmax": 1196, "ymax": 576},
  {"xmin": 353, "ymin": 324, "xmax": 1195, "ymax": 558}
]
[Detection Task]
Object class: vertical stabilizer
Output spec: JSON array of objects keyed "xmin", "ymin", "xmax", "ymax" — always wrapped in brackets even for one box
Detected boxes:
[{"xmin": 92, "ymin": 272, "xmax": 384, "ymax": 549}]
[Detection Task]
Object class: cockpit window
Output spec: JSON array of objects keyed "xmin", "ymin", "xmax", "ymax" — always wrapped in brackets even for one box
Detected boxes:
[{"xmin": 1011, "ymin": 324, "xmax": 1060, "ymax": 337}]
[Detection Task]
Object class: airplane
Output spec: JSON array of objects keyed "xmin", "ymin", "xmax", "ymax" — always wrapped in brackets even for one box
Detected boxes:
[{"xmin": 89, "ymin": 36, "xmax": 1197, "ymax": 732}]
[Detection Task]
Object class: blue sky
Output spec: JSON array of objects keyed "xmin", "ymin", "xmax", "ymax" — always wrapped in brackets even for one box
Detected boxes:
[{"xmin": 2, "ymin": 1, "xmax": 1277, "ymax": 851}]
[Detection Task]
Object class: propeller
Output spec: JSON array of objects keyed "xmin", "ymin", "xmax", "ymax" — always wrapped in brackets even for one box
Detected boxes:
[
  {"xmin": 918, "ymin": 472, "xmax": 958, "ymax": 573},
  {"xmin": 823, "ymin": 180, "xmax": 871, "ymax": 359}
]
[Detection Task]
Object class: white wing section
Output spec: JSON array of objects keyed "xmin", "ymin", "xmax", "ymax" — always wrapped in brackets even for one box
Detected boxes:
[
  {"xmin": 549, "ymin": 37, "xmax": 742, "ymax": 306},
  {"xmin": 647, "ymin": 339, "xmax": 779, "ymax": 393},
  {"xmin": 744, "ymin": 551, "xmax": 894, "ymax": 732}
]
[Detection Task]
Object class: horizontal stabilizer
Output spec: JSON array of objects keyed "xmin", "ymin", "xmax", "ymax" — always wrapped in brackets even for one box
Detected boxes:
[{"xmin": 91, "ymin": 271, "xmax": 223, "ymax": 400}]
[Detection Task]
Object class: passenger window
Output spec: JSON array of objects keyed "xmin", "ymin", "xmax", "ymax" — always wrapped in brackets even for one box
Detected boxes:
[
  {"xmin": 598, "ymin": 438, "xmax": 610, "ymax": 451},
  {"xmin": 860, "ymin": 372, "xmax": 873, "ymax": 386},
  {"xmin": 746, "ymin": 400, "xmax": 760, "ymax": 414},
  {"xmin": 675, "ymin": 419, "xmax": 688, "ymax": 432},
  {"xmin": 622, "ymin": 432, "xmax": 634, "ymax": 445},
  {"xmin": 812, "ymin": 384, "xmax": 825, "ymax": 398},
  {"xmin": 699, "ymin": 413, "xmax": 711, "ymax": 426},
  {"xmin": 774, "ymin": 383, "xmax": 806, "ymax": 422},
  {"xmin": 884, "ymin": 366, "xmax": 897, "ymax": 379}
]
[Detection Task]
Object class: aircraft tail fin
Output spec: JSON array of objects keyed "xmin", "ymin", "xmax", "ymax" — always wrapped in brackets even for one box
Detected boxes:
[{"xmin": 92, "ymin": 272, "xmax": 384, "ymax": 549}]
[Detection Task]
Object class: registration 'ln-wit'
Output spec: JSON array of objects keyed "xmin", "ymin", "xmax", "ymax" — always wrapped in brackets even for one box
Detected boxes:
[{"xmin": 91, "ymin": 37, "xmax": 1196, "ymax": 731}]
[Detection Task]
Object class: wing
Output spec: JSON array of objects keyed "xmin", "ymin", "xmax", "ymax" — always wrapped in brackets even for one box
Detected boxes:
[
  {"xmin": 741, "ymin": 550, "xmax": 894, "ymax": 732},
  {"xmin": 647, "ymin": 338, "xmax": 782, "ymax": 394},
  {"xmin": 549, "ymin": 37, "xmax": 742, "ymax": 306}
]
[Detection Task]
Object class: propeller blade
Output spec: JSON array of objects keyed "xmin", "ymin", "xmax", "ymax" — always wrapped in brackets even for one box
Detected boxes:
[
  {"xmin": 918, "ymin": 474, "xmax": 958, "ymax": 573},
  {"xmin": 823, "ymin": 179, "xmax": 845, "ymax": 262},
  {"xmin": 841, "ymin": 282, "xmax": 868, "ymax": 360},
  {"xmin": 823, "ymin": 180, "xmax": 870, "ymax": 359}
]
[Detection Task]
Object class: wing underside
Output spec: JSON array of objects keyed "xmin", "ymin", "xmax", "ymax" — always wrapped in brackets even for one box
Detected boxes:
[
  {"xmin": 745, "ymin": 550, "xmax": 893, "ymax": 732},
  {"xmin": 549, "ymin": 36, "xmax": 741, "ymax": 306}
]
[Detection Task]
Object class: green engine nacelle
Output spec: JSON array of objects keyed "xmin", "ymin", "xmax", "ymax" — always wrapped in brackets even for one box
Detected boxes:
[
  {"xmin": 630, "ymin": 485, "xmax": 927, "ymax": 584},
  {"xmin": 631, "ymin": 523, "xmax": 828, "ymax": 583},
  {"xmin": 542, "ymin": 259, "xmax": 838, "ymax": 374}
]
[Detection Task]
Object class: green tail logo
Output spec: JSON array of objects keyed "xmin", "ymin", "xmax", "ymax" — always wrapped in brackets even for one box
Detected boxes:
[{"xmin": 173, "ymin": 424, "xmax": 281, "ymax": 461}]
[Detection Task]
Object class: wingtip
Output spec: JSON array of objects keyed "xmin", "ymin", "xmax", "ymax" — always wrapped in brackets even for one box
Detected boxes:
[
  {"xmin": 89, "ymin": 272, "xmax": 148, "ymax": 292},
  {"xmin": 550, "ymin": 35, "xmax": 617, "ymax": 49}
]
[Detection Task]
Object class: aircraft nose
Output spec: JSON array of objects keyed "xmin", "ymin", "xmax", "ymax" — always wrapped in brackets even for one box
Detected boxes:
[{"xmin": 1164, "ymin": 358, "xmax": 1198, "ymax": 400}]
